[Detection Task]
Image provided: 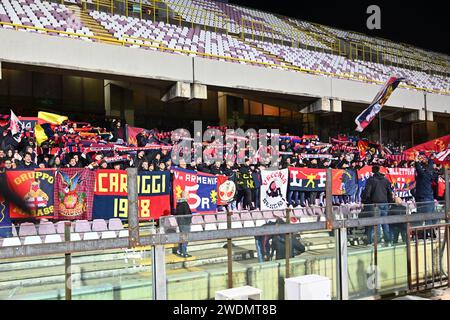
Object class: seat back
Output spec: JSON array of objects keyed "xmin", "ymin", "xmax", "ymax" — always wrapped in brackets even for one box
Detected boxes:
[
  {"xmin": 108, "ymin": 218, "xmax": 124, "ymax": 231},
  {"xmin": 92, "ymin": 219, "xmax": 108, "ymax": 232},
  {"xmin": 74, "ymin": 220, "xmax": 91, "ymax": 233},
  {"xmin": 37, "ymin": 222, "xmax": 56, "ymax": 235},
  {"xmin": 19, "ymin": 222, "xmax": 37, "ymax": 237}
]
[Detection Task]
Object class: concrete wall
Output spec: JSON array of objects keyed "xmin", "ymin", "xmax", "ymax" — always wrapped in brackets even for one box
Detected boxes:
[
  {"xmin": 1, "ymin": 28, "xmax": 450, "ymax": 113},
  {"xmin": 0, "ymin": 29, "xmax": 193, "ymax": 83}
]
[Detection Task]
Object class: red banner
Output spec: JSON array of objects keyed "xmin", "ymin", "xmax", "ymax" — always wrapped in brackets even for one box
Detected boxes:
[
  {"xmin": 288, "ymin": 168, "xmax": 327, "ymax": 192},
  {"xmin": 5, "ymin": 169, "xmax": 55, "ymax": 219},
  {"xmin": 53, "ymin": 168, "xmax": 95, "ymax": 220},
  {"xmin": 404, "ymin": 134, "xmax": 450, "ymax": 158},
  {"xmin": 93, "ymin": 170, "xmax": 171, "ymax": 220},
  {"xmin": 385, "ymin": 167, "xmax": 416, "ymax": 198}
]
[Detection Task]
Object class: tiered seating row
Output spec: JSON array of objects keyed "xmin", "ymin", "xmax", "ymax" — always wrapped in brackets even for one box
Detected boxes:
[{"xmin": 1, "ymin": 218, "xmax": 127, "ymax": 247}]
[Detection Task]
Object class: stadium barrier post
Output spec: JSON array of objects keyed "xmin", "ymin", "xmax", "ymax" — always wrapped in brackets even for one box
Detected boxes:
[
  {"xmin": 127, "ymin": 167, "xmax": 140, "ymax": 248},
  {"xmin": 285, "ymin": 208, "xmax": 291, "ymax": 279},
  {"xmin": 153, "ymin": 0, "xmax": 156, "ymax": 23},
  {"xmin": 445, "ymin": 168, "xmax": 450, "ymax": 287},
  {"xmin": 126, "ymin": 0, "xmax": 128, "ymax": 17},
  {"xmin": 335, "ymin": 220, "xmax": 348, "ymax": 300},
  {"xmin": 140, "ymin": 0, "xmax": 142, "ymax": 20},
  {"xmin": 406, "ymin": 203, "xmax": 413, "ymax": 291},
  {"xmin": 64, "ymin": 222, "xmax": 72, "ymax": 300},
  {"xmin": 152, "ymin": 244, "xmax": 167, "ymax": 300},
  {"xmin": 226, "ymin": 207, "xmax": 233, "ymax": 288},
  {"xmin": 325, "ymin": 168, "xmax": 333, "ymax": 231}
]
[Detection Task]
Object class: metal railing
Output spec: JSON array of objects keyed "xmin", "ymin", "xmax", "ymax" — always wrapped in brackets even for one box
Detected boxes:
[{"xmin": 0, "ymin": 168, "xmax": 448, "ymax": 300}]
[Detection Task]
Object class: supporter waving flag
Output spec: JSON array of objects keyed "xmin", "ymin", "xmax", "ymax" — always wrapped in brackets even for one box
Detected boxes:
[{"xmin": 355, "ymin": 76, "xmax": 404, "ymax": 132}]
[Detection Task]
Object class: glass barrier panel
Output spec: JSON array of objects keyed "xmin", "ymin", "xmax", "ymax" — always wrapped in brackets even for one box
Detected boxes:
[{"xmin": 0, "ymin": 252, "xmax": 65, "ymax": 300}]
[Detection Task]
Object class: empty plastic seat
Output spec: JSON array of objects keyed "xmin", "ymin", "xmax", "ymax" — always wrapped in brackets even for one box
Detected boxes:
[
  {"xmin": 118, "ymin": 230, "xmax": 129, "ymax": 238},
  {"xmin": 37, "ymin": 221, "xmax": 56, "ymax": 235},
  {"xmin": 74, "ymin": 220, "xmax": 91, "ymax": 233},
  {"xmin": 204, "ymin": 223, "xmax": 217, "ymax": 231},
  {"xmin": 70, "ymin": 233, "xmax": 81, "ymax": 241},
  {"xmin": 101, "ymin": 231, "xmax": 117, "ymax": 239},
  {"xmin": 44, "ymin": 234, "xmax": 62, "ymax": 243},
  {"xmin": 92, "ymin": 219, "xmax": 108, "ymax": 232},
  {"xmin": 19, "ymin": 222, "xmax": 37, "ymax": 236},
  {"xmin": 190, "ymin": 224, "xmax": 204, "ymax": 232},
  {"xmin": 263, "ymin": 211, "xmax": 275, "ymax": 220},
  {"xmin": 191, "ymin": 214, "xmax": 204, "ymax": 224},
  {"xmin": 55, "ymin": 221, "xmax": 74, "ymax": 234},
  {"xmin": 108, "ymin": 218, "xmax": 124, "ymax": 231},
  {"xmin": 23, "ymin": 236, "xmax": 42, "ymax": 245},
  {"xmin": 2, "ymin": 237, "xmax": 22, "ymax": 247},
  {"xmin": 83, "ymin": 232, "xmax": 100, "ymax": 240}
]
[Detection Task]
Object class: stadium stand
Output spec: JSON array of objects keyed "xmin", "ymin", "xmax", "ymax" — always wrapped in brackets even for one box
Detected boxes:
[{"xmin": 1, "ymin": 0, "xmax": 449, "ymax": 93}]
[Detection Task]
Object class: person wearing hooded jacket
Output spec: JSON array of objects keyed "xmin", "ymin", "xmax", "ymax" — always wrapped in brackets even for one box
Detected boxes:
[{"xmin": 361, "ymin": 165, "xmax": 394, "ymax": 246}]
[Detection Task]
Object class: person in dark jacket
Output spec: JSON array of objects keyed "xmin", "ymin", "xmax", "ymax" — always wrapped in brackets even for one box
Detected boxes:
[
  {"xmin": 415, "ymin": 154, "xmax": 439, "ymax": 226},
  {"xmin": 361, "ymin": 165, "xmax": 393, "ymax": 246},
  {"xmin": 18, "ymin": 152, "xmax": 37, "ymax": 170},
  {"xmin": 270, "ymin": 219, "xmax": 306, "ymax": 260},
  {"xmin": 389, "ymin": 197, "xmax": 408, "ymax": 244},
  {"xmin": 174, "ymin": 190, "xmax": 192, "ymax": 258},
  {"xmin": 255, "ymin": 221, "xmax": 275, "ymax": 262}
]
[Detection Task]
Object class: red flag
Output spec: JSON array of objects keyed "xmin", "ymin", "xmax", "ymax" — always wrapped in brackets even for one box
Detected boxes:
[{"xmin": 404, "ymin": 134, "xmax": 450, "ymax": 159}]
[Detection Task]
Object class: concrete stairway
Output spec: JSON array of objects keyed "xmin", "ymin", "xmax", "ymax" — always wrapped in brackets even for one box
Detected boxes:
[
  {"xmin": 69, "ymin": 5, "xmax": 117, "ymax": 44},
  {"xmin": 232, "ymin": 35, "xmax": 297, "ymax": 70}
]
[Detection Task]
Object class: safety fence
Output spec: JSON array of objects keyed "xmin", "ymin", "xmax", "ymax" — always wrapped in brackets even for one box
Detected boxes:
[{"xmin": 0, "ymin": 168, "xmax": 447, "ymax": 300}]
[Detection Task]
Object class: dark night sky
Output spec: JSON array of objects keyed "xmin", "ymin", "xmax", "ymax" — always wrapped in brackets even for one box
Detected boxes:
[{"xmin": 228, "ymin": 0, "xmax": 450, "ymax": 56}]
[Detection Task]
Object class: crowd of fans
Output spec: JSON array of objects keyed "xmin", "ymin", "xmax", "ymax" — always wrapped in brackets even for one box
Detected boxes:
[{"xmin": 0, "ymin": 117, "xmax": 447, "ymax": 212}]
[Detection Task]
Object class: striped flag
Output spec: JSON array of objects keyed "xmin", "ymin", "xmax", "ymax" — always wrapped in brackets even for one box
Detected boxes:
[
  {"xmin": 9, "ymin": 110, "xmax": 24, "ymax": 142},
  {"xmin": 355, "ymin": 76, "xmax": 404, "ymax": 132},
  {"xmin": 436, "ymin": 148, "xmax": 450, "ymax": 162}
]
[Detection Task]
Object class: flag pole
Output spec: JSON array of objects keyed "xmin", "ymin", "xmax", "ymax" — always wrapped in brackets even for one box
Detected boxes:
[{"xmin": 378, "ymin": 111, "xmax": 382, "ymax": 145}]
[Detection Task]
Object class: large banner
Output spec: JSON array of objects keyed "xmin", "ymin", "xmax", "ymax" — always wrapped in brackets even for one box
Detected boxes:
[
  {"xmin": 93, "ymin": 170, "xmax": 171, "ymax": 220},
  {"xmin": 385, "ymin": 167, "xmax": 416, "ymax": 198},
  {"xmin": 332, "ymin": 169, "xmax": 358, "ymax": 196},
  {"xmin": 172, "ymin": 168, "xmax": 218, "ymax": 213},
  {"xmin": 53, "ymin": 168, "xmax": 95, "ymax": 220},
  {"xmin": 288, "ymin": 168, "xmax": 326, "ymax": 192},
  {"xmin": 6, "ymin": 169, "xmax": 55, "ymax": 219},
  {"xmin": 357, "ymin": 166, "xmax": 389, "ymax": 190},
  {"xmin": 260, "ymin": 169, "xmax": 288, "ymax": 210}
]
